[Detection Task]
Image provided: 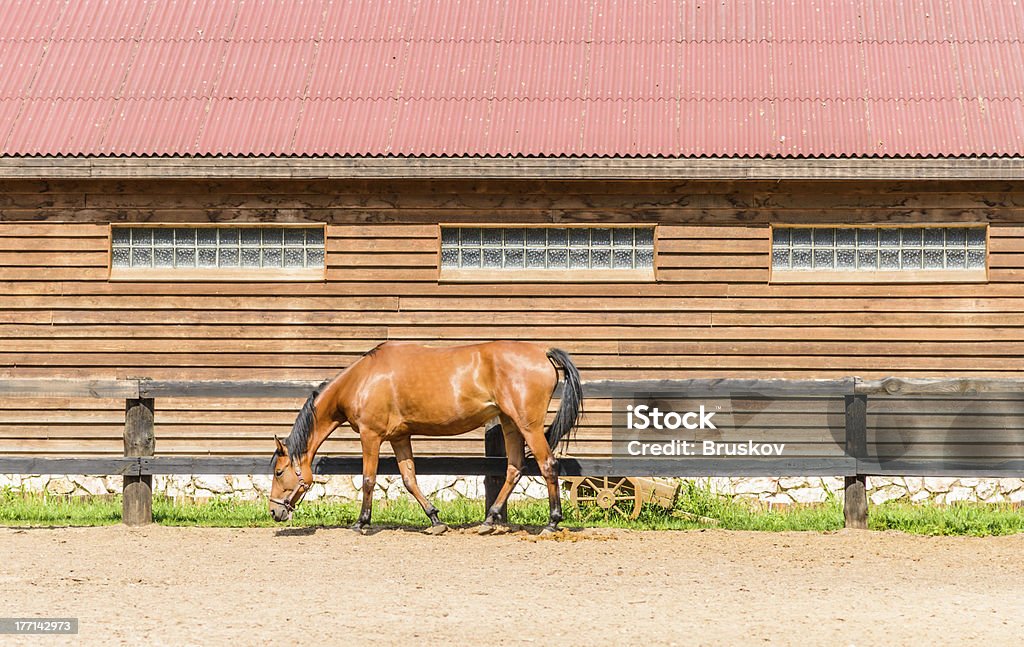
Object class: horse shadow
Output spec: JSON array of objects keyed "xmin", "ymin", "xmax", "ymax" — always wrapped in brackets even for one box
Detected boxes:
[
  {"xmin": 272, "ymin": 526, "xmax": 320, "ymax": 537},
  {"xmin": 272, "ymin": 523, "xmax": 585, "ymax": 537}
]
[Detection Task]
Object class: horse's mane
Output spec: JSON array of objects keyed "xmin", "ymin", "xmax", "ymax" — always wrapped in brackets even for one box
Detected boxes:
[{"xmin": 273, "ymin": 344, "xmax": 385, "ymax": 466}]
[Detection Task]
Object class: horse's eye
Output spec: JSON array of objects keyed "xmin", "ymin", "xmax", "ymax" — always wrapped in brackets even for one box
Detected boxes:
[{"xmin": 275, "ymin": 469, "xmax": 284, "ymax": 477}]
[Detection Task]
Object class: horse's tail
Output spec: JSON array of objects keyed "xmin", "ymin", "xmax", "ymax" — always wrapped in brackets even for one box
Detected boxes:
[{"xmin": 545, "ymin": 348, "xmax": 583, "ymax": 453}]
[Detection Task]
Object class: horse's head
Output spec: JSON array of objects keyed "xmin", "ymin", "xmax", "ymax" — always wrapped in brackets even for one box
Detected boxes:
[
  {"xmin": 268, "ymin": 435, "xmax": 313, "ymax": 522},
  {"xmin": 269, "ymin": 389, "xmax": 323, "ymax": 521}
]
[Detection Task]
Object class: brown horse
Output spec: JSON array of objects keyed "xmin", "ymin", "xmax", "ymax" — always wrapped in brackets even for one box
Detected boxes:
[{"xmin": 269, "ymin": 341, "xmax": 583, "ymax": 534}]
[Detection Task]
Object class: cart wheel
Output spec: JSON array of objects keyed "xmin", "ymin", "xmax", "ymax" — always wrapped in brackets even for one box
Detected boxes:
[{"xmin": 567, "ymin": 476, "xmax": 644, "ymax": 519}]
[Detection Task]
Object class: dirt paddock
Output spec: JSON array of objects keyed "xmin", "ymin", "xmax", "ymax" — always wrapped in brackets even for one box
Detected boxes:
[{"xmin": 2, "ymin": 525, "xmax": 1022, "ymax": 646}]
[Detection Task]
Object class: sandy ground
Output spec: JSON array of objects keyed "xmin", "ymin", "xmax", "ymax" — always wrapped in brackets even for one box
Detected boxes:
[{"xmin": 1, "ymin": 525, "xmax": 1022, "ymax": 646}]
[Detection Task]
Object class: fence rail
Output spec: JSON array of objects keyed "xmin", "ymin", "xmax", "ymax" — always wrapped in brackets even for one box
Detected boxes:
[{"xmin": 3, "ymin": 377, "xmax": 1024, "ymax": 528}]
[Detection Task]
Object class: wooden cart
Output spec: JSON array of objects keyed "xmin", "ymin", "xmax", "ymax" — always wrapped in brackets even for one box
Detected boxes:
[{"xmin": 563, "ymin": 476, "xmax": 679, "ymax": 519}]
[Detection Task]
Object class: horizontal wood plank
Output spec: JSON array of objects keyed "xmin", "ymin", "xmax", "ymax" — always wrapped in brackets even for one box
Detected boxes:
[
  {"xmin": 0, "ymin": 457, "xmax": 141, "ymax": 475},
  {"xmin": 857, "ymin": 378, "xmax": 1024, "ymax": 395},
  {"xmin": 0, "ymin": 379, "xmax": 138, "ymax": 399},
  {"xmin": 139, "ymin": 456, "xmax": 858, "ymax": 477},
  {"xmin": 857, "ymin": 459, "xmax": 1024, "ymax": 477}
]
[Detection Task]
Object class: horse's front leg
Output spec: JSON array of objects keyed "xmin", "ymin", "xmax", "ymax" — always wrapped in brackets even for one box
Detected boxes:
[
  {"xmin": 391, "ymin": 436, "xmax": 447, "ymax": 535},
  {"xmin": 353, "ymin": 432, "xmax": 382, "ymax": 534}
]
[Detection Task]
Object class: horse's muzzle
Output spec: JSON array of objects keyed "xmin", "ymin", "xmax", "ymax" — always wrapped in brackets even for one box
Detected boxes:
[
  {"xmin": 269, "ymin": 502, "xmax": 292, "ymax": 522},
  {"xmin": 269, "ymin": 477, "xmax": 308, "ymax": 522}
]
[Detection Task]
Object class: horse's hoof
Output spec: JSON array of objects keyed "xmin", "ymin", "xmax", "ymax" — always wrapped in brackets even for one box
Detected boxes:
[
  {"xmin": 540, "ymin": 526, "xmax": 559, "ymax": 536},
  {"xmin": 477, "ymin": 523, "xmax": 495, "ymax": 535},
  {"xmin": 424, "ymin": 523, "xmax": 448, "ymax": 536},
  {"xmin": 351, "ymin": 523, "xmax": 369, "ymax": 535}
]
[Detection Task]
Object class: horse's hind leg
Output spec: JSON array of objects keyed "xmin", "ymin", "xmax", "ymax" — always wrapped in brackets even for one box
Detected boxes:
[
  {"xmin": 391, "ymin": 436, "xmax": 447, "ymax": 535},
  {"xmin": 518, "ymin": 424, "xmax": 563, "ymax": 534},
  {"xmin": 479, "ymin": 415, "xmax": 526, "ymax": 533}
]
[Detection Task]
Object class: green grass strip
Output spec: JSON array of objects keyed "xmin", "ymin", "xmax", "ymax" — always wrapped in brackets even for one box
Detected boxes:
[{"xmin": 2, "ymin": 484, "xmax": 1022, "ymax": 535}]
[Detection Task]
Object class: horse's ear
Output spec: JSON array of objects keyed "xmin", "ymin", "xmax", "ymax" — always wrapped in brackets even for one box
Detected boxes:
[{"xmin": 274, "ymin": 435, "xmax": 288, "ymax": 458}]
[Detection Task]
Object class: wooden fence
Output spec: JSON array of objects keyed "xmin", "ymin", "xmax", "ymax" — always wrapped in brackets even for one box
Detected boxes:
[{"xmin": 2, "ymin": 377, "xmax": 1024, "ymax": 527}]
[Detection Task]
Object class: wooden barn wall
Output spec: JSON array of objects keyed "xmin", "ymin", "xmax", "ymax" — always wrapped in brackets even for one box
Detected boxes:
[{"xmin": 2, "ymin": 178, "xmax": 1024, "ymax": 459}]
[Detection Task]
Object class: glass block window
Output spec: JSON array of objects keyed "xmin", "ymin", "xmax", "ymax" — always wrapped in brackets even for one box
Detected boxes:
[
  {"xmin": 441, "ymin": 227, "xmax": 655, "ymax": 270},
  {"xmin": 111, "ymin": 227, "xmax": 325, "ymax": 270},
  {"xmin": 772, "ymin": 227, "xmax": 986, "ymax": 272}
]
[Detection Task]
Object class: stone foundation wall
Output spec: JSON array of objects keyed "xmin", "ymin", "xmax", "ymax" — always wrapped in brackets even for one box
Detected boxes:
[
  {"xmin": 0, "ymin": 473, "xmax": 548, "ymax": 502},
  {"xmin": 4, "ymin": 473, "xmax": 1024, "ymax": 505},
  {"xmin": 703, "ymin": 476, "xmax": 1024, "ymax": 505}
]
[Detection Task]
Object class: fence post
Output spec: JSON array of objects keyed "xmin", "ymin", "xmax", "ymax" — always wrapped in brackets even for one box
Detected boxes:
[
  {"xmin": 483, "ymin": 423, "xmax": 507, "ymax": 523},
  {"xmin": 123, "ymin": 397, "xmax": 155, "ymax": 526},
  {"xmin": 844, "ymin": 393, "xmax": 868, "ymax": 529}
]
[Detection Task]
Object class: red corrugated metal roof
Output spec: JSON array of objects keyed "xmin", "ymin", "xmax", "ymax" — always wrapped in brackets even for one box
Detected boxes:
[
  {"xmin": 105, "ymin": 97, "xmax": 209, "ymax": 153},
  {"xmin": 30, "ymin": 39, "xmax": 138, "ymax": 99},
  {"xmin": 0, "ymin": 39, "xmax": 47, "ymax": 98},
  {"xmin": 141, "ymin": 0, "xmax": 238, "ymax": 42},
  {"xmin": 0, "ymin": 0, "xmax": 68, "ymax": 41},
  {"xmin": 0, "ymin": 0, "xmax": 1022, "ymax": 158},
  {"xmin": 48, "ymin": 0, "xmax": 153, "ymax": 41}
]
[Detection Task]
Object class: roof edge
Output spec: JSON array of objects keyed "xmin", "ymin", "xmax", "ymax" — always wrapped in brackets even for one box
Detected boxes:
[{"xmin": 0, "ymin": 157, "xmax": 1023, "ymax": 181}]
